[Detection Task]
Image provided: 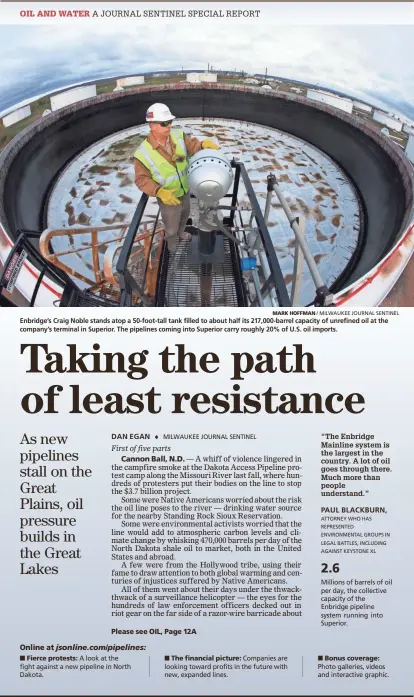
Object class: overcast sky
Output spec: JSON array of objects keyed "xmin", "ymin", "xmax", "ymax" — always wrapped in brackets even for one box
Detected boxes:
[{"xmin": 0, "ymin": 22, "xmax": 413, "ymax": 118}]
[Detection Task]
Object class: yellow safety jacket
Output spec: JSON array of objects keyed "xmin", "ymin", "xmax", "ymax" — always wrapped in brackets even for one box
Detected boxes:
[{"xmin": 134, "ymin": 129, "xmax": 189, "ymax": 197}]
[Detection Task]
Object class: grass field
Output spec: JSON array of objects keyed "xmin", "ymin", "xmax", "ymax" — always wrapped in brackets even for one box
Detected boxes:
[
  {"xmin": 96, "ymin": 82, "xmax": 116, "ymax": 94},
  {"xmin": 0, "ymin": 96, "xmax": 51, "ymax": 151}
]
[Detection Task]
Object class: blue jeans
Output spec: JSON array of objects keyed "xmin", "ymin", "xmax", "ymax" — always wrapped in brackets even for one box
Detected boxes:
[{"xmin": 158, "ymin": 192, "xmax": 191, "ymax": 251}]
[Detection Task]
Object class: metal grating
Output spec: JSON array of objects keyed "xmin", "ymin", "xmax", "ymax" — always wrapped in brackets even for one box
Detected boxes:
[
  {"xmin": 62, "ymin": 288, "xmax": 119, "ymax": 307},
  {"xmin": 127, "ymin": 236, "xmax": 163, "ymax": 298},
  {"xmin": 155, "ymin": 232, "xmax": 247, "ymax": 307}
]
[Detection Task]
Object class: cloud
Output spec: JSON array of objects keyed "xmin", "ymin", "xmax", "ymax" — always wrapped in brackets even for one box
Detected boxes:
[{"xmin": 0, "ymin": 23, "xmax": 413, "ymax": 116}]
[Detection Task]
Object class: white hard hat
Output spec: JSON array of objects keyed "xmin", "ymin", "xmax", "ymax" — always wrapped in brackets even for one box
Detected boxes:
[{"xmin": 146, "ymin": 103, "xmax": 175, "ymax": 122}]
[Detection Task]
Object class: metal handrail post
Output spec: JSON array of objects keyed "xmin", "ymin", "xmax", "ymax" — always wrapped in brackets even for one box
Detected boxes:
[
  {"xmin": 260, "ymin": 186, "xmax": 279, "ymax": 306},
  {"xmin": 116, "ymin": 193, "xmax": 153, "ymax": 307},
  {"xmin": 263, "ymin": 185, "xmax": 273, "ymax": 226},
  {"xmin": 291, "ymin": 216, "xmax": 305, "ymax": 306},
  {"xmin": 252, "ymin": 268, "xmax": 265, "ymax": 306}
]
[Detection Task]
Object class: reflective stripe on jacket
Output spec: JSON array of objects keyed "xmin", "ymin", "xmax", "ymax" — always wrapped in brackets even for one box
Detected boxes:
[{"xmin": 134, "ymin": 129, "xmax": 189, "ymax": 197}]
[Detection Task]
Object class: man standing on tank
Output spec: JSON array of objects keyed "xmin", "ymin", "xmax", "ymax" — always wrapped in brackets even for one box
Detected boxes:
[{"xmin": 134, "ymin": 103, "xmax": 220, "ymax": 252}]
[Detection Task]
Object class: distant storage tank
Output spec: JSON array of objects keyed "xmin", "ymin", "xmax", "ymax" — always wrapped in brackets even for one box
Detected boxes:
[
  {"xmin": 51, "ymin": 85, "xmax": 97, "ymax": 112},
  {"xmin": 42, "ymin": 109, "xmax": 52, "ymax": 117},
  {"xmin": 186, "ymin": 72, "xmax": 217, "ymax": 83},
  {"xmin": 187, "ymin": 149, "xmax": 233, "ymax": 203},
  {"xmin": 381, "ymin": 127, "xmax": 390, "ymax": 136},
  {"xmin": 116, "ymin": 76, "xmax": 144, "ymax": 88},
  {"xmin": 373, "ymin": 110, "xmax": 402, "ymax": 132},
  {"xmin": 307, "ymin": 89, "xmax": 353, "ymax": 114},
  {"xmin": 406, "ymin": 135, "xmax": 414, "ymax": 165},
  {"xmin": 354, "ymin": 101, "xmax": 372, "ymax": 113},
  {"xmin": 3, "ymin": 105, "xmax": 31, "ymax": 128},
  {"xmin": 260, "ymin": 84, "xmax": 272, "ymax": 91}
]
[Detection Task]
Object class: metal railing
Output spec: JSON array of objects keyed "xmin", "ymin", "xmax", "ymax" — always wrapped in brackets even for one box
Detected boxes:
[
  {"xmin": 0, "ymin": 230, "xmax": 66, "ymax": 307},
  {"xmin": 116, "ymin": 194, "xmax": 164, "ymax": 307},
  {"xmin": 263, "ymin": 173, "xmax": 334, "ymax": 307},
  {"xmin": 216, "ymin": 164, "xmax": 334, "ymax": 307},
  {"xmin": 1, "ymin": 163, "xmax": 336, "ymax": 308},
  {"xmin": 116, "ymin": 162, "xmax": 335, "ymax": 308},
  {"xmin": 39, "ymin": 223, "xmax": 129, "ymax": 287},
  {"xmin": 230, "ymin": 162, "xmax": 292, "ymax": 307}
]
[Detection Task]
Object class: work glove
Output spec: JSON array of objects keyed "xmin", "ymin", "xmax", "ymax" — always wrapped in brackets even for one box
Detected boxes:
[
  {"xmin": 157, "ymin": 187, "xmax": 180, "ymax": 206},
  {"xmin": 202, "ymin": 139, "xmax": 220, "ymax": 151}
]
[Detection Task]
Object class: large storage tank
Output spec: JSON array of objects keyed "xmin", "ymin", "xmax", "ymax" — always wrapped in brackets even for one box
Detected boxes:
[
  {"xmin": 51, "ymin": 85, "xmax": 97, "ymax": 111},
  {"xmin": 186, "ymin": 73, "xmax": 217, "ymax": 83},
  {"xmin": 116, "ymin": 76, "xmax": 144, "ymax": 88},
  {"xmin": 3, "ymin": 105, "xmax": 31, "ymax": 128},
  {"xmin": 307, "ymin": 89, "xmax": 353, "ymax": 114},
  {"xmin": 373, "ymin": 110, "xmax": 402, "ymax": 132},
  {"xmin": 406, "ymin": 135, "xmax": 414, "ymax": 164},
  {"xmin": 353, "ymin": 101, "xmax": 372, "ymax": 113}
]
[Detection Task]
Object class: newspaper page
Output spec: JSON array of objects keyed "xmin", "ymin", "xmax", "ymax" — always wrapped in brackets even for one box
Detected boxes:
[{"xmin": 0, "ymin": 2, "xmax": 413, "ymax": 697}]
